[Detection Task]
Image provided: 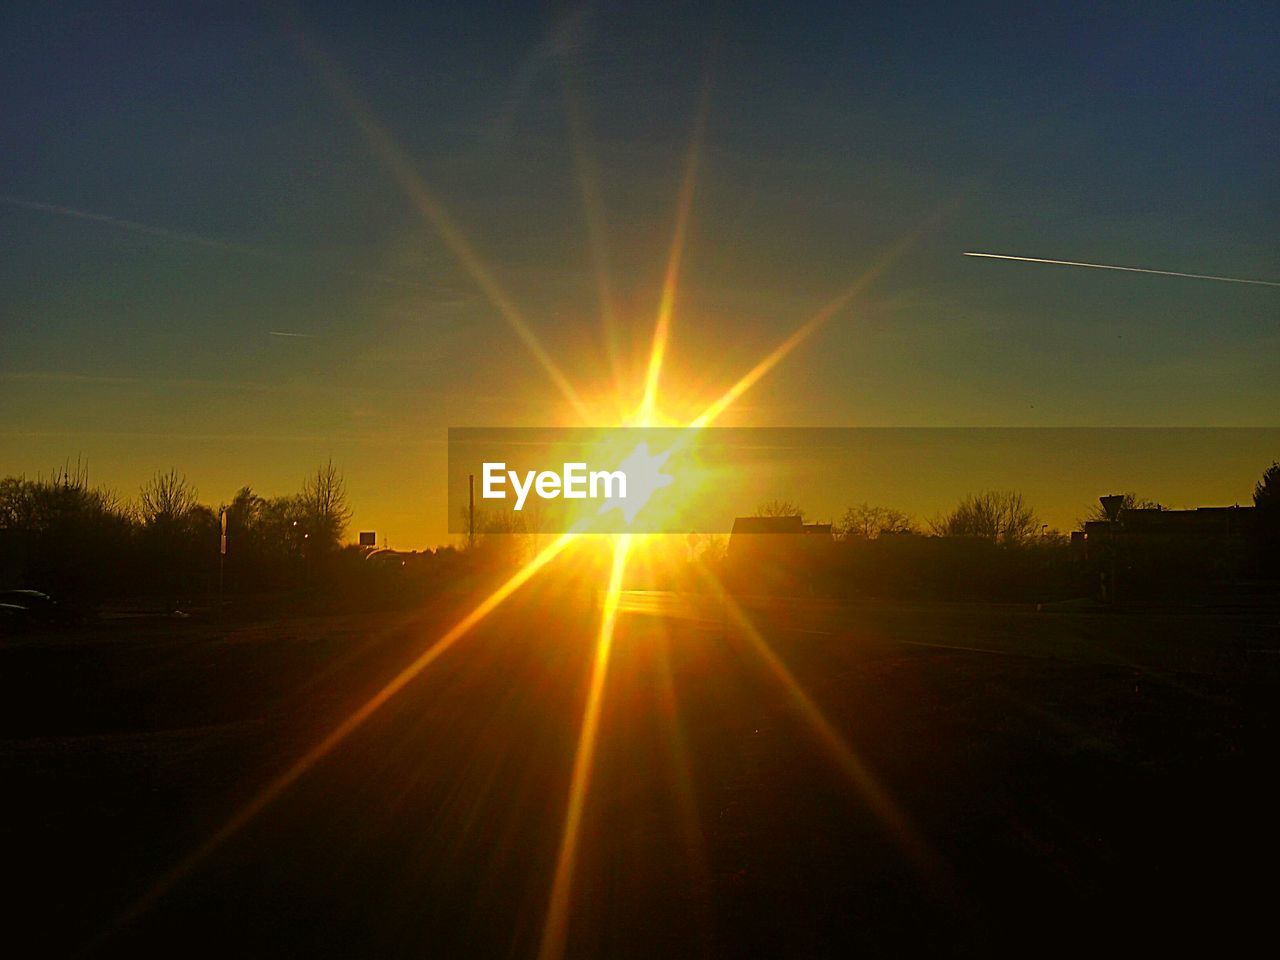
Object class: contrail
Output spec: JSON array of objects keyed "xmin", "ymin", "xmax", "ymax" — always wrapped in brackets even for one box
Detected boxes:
[
  {"xmin": 3, "ymin": 196, "xmax": 265, "ymax": 256},
  {"xmin": 267, "ymin": 331, "xmax": 313, "ymax": 338},
  {"xmin": 1, "ymin": 196, "xmax": 423, "ymax": 288},
  {"xmin": 963, "ymin": 251, "xmax": 1280, "ymax": 287}
]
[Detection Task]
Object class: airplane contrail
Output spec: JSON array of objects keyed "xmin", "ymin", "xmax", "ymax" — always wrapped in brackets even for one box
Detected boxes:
[
  {"xmin": 963, "ymin": 251, "xmax": 1280, "ymax": 287},
  {"xmin": 268, "ymin": 331, "xmax": 313, "ymax": 338},
  {"xmin": 1, "ymin": 196, "xmax": 423, "ymax": 289}
]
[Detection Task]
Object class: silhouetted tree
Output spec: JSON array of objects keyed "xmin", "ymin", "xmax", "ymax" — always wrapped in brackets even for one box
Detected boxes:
[
  {"xmin": 138, "ymin": 470, "xmax": 214, "ymax": 603},
  {"xmin": 138, "ymin": 469, "xmax": 199, "ymax": 526},
  {"xmin": 1254, "ymin": 462, "xmax": 1280, "ymax": 512},
  {"xmin": 689, "ymin": 532, "xmax": 728, "ymax": 564},
  {"xmin": 836, "ymin": 503, "xmax": 915, "ymax": 540},
  {"xmin": 1254, "ymin": 461, "xmax": 1280, "ymax": 574},
  {"xmin": 0, "ymin": 462, "xmax": 135, "ymax": 598},
  {"xmin": 0, "ymin": 477, "xmax": 32, "ymax": 529},
  {"xmin": 930, "ymin": 491, "xmax": 1039, "ymax": 544},
  {"xmin": 754, "ymin": 499, "xmax": 806, "ymax": 519},
  {"xmin": 299, "ymin": 459, "xmax": 352, "ymax": 551},
  {"xmin": 462, "ymin": 505, "xmax": 531, "ymax": 567}
]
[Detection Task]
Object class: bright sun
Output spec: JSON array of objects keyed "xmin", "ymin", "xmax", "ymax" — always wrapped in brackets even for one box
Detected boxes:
[{"xmin": 120, "ymin": 43, "xmax": 900, "ymax": 960}]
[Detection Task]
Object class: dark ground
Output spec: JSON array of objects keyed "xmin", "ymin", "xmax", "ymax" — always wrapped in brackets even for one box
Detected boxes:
[{"xmin": 2, "ymin": 589, "xmax": 1277, "ymax": 957}]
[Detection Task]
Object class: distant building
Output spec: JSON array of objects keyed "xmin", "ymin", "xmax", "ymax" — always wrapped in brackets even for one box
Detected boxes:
[
  {"xmin": 1076, "ymin": 500, "xmax": 1260, "ymax": 597},
  {"xmin": 725, "ymin": 515, "xmax": 833, "ymax": 595}
]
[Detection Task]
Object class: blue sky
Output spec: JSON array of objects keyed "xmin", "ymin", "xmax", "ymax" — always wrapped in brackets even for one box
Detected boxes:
[{"xmin": 2, "ymin": 1, "xmax": 1276, "ymax": 544}]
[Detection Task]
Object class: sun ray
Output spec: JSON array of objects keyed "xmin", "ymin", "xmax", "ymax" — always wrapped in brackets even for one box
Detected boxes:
[
  {"xmin": 533, "ymin": 193, "xmax": 939, "ymax": 958},
  {"xmin": 281, "ymin": 17, "xmax": 591, "ymax": 421},
  {"xmin": 682, "ymin": 201, "xmax": 959, "ymax": 431},
  {"xmin": 94, "ymin": 530, "xmax": 581, "ymax": 949},
  {"xmin": 688, "ymin": 259, "xmax": 901, "ymax": 429},
  {"xmin": 638, "ymin": 80, "xmax": 712, "ymax": 423},
  {"xmin": 538, "ymin": 534, "xmax": 633, "ymax": 960},
  {"xmin": 651, "ymin": 629, "xmax": 711, "ymax": 899},
  {"xmin": 91, "ymin": 37, "xmax": 962, "ymax": 947},
  {"xmin": 559, "ymin": 55, "xmax": 627, "ymax": 413},
  {"xmin": 693, "ymin": 567, "xmax": 950, "ymax": 888}
]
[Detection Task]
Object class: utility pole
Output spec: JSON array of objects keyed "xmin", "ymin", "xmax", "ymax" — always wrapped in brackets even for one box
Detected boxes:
[
  {"xmin": 468, "ymin": 473, "xmax": 476, "ymax": 550},
  {"xmin": 218, "ymin": 507, "xmax": 227, "ymax": 618}
]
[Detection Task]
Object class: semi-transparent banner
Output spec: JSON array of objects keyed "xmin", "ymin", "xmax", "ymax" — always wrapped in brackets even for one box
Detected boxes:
[{"xmin": 447, "ymin": 427, "xmax": 1280, "ymax": 535}]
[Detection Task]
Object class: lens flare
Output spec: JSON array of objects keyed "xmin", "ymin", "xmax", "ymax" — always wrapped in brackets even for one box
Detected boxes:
[
  {"xmin": 639, "ymin": 82, "xmax": 712, "ymax": 423},
  {"xmin": 283, "ymin": 19, "xmax": 592, "ymax": 421},
  {"xmin": 538, "ymin": 534, "xmax": 633, "ymax": 960},
  {"xmin": 97, "ymin": 30, "xmax": 931, "ymax": 955}
]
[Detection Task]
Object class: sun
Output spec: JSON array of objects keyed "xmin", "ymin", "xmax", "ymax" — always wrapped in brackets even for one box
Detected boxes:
[{"xmin": 109, "ymin": 40, "xmax": 906, "ymax": 958}]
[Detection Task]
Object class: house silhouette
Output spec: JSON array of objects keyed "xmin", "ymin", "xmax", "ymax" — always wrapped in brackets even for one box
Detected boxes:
[{"xmin": 725, "ymin": 515, "xmax": 833, "ymax": 595}]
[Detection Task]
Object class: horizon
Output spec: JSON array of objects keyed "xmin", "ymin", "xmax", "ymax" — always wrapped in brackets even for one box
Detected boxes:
[{"xmin": 8, "ymin": 427, "xmax": 1277, "ymax": 549}]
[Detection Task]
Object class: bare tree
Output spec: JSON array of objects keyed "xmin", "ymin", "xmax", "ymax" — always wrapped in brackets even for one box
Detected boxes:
[
  {"xmin": 929, "ymin": 491, "xmax": 1039, "ymax": 544},
  {"xmin": 0, "ymin": 476, "xmax": 32, "ymax": 529},
  {"xmin": 691, "ymin": 532, "xmax": 728, "ymax": 563},
  {"xmin": 460, "ymin": 505, "xmax": 531, "ymax": 566},
  {"xmin": 138, "ymin": 469, "xmax": 199, "ymax": 526},
  {"xmin": 754, "ymin": 499, "xmax": 806, "ymax": 519},
  {"xmin": 300, "ymin": 459, "xmax": 353, "ymax": 549},
  {"xmin": 835, "ymin": 503, "xmax": 915, "ymax": 540}
]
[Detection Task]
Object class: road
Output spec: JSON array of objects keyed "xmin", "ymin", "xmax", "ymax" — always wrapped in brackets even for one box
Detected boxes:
[{"xmin": 2, "ymin": 588, "xmax": 1276, "ymax": 956}]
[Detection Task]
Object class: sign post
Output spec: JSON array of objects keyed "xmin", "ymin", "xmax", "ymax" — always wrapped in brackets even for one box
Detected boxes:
[{"xmin": 218, "ymin": 508, "xmax": 227, "ymax": 618}]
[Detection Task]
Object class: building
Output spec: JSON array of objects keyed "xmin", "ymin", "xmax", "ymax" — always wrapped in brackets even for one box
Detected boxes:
[
  {"xmin": 724, "ymin": 515, "xmax": 833, "ymax": 595},
  {"xmin": 1075, "ymin": 499, "xmax": 1260, "ymax": 598}
]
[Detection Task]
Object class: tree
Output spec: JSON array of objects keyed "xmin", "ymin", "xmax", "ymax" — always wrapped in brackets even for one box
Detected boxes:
[
  {"xmin": 1, "ymin": 462, "xmax": 136, "ymax": 598},
  {"xmin": 1254, "ymin": 461, "xmax": 1279, "ymax": 512},
  {"xmin": 0, "ymin": 476, "xmax": 33, "ymax": 529},
  {"xmin": 222, "ymin": 486, "xmax": 267, "ymax": 543},
  {"xmin": 138, "ymin": 470, "xmax": 214, "ymax": 598},
  {"xmin": 138, "ymin": 469, "xmax": 199, "ymax": 526},
  {"xmin": 754, "ymin": 499, "xmax": 806, "ymax": 519},
  {"xmin": 300, "ymin": 459, "xmax": 352, "ymax": 550},
  {"xmin": 1254, "ymin": 462, "xmax": 1280, "ymax": 572},
  {"xmin": 836, "ymin": 503, "xmax": 915, "ymax": 540},
  {"xmin": 690, "ymin": 532, "xmax": 728, "ymax": 564},
  {"xmin": 458, "ymin": 505, "xmax": 531, "ymax": 567},
  {"xmin": 929, "ymin": 491, "xmax": 1039, "ymax": 544}
]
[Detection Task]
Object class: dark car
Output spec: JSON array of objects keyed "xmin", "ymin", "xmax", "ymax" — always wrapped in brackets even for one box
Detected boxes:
[
  {"xmin": 0, "ymin": 602, "xmax": 30, "ymax": 620},
  {"xmin": 0, "ymin": 589, "xmax": 59, "ymax": 622}
]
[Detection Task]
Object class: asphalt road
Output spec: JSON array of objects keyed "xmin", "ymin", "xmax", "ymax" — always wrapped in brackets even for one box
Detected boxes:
[{"xmin": 3, "ymin": 589, "xmax": 1277, "ymax": 957}]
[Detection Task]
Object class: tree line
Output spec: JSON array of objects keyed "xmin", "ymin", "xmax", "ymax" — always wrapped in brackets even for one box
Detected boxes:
[
  {"xmin": 0, "ymin": 459, "xmax": 356, "ymax": 605},
  {"xmin": 758, "ymin": 489, "xmax": 1052, "ymax": 543},
  {"xmin": 743, "ymin": 466, "xmax": 1278, "ymax": 600},
  {"xmin": 3, "ymin": 460, "xmax": 1276, "ymax": 609}
]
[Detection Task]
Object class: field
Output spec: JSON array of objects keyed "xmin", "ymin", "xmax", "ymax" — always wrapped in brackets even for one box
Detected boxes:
[{"xmin": 2, "ymin": 590, "xmax": 1277, "ymax": 956}]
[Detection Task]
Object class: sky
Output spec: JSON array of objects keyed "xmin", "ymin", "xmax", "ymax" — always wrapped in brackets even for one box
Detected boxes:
[{"xmin": 2, "ymin": 1, "xmax": 1277, "ymax": 546}]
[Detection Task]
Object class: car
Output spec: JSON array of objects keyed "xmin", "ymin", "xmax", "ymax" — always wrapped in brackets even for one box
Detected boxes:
[{"xmin": 0, "ymin": 589, "xmax": 59, "ymax": 622}]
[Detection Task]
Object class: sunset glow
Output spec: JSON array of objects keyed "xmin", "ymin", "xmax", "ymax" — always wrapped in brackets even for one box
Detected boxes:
[{"xmin": 5, "ymin": 5, "xmax": 1276, "ymax": 957}]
